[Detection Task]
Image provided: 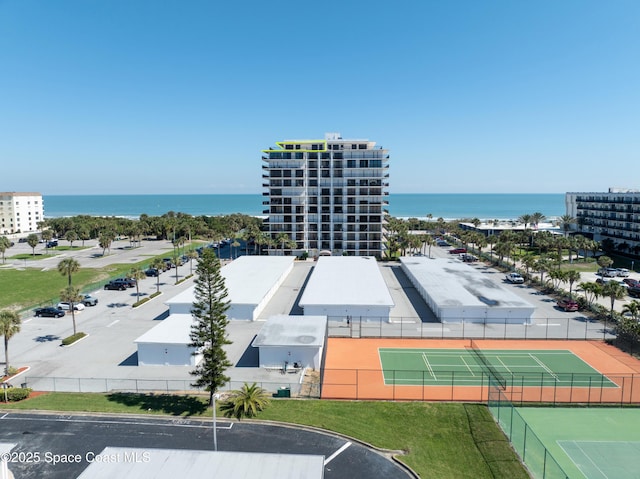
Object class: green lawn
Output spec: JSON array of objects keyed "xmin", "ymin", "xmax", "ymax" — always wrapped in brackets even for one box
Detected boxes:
[
  {"xmin": 0, "ymin": 392, "xmax": 528, "ymax": 479},
  {"xmin": 0, "ymin": 260, "xmax": 156, "ymax": 311}
]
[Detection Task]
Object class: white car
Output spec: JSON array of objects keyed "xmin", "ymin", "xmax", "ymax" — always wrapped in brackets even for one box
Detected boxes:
[
  {"xmin": 616, "ymin": 268, "xmax": 630, "ymax": 277},
  {"xmin": 57, "ymin": 302, "xmax": 85, "ymax": 311},
  {"xmin": 505, "ymin": 272, "xmax": 525, "ymax": 284}
]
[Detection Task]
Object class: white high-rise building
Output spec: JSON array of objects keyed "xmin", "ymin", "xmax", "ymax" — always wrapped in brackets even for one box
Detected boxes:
[
  {"xmin": 0, "ymin": 192, "xmax": 44, "ymax": 235},
  {"xmin": 262, "ymin": 133, "xmax": 389, "ymax": 258}
]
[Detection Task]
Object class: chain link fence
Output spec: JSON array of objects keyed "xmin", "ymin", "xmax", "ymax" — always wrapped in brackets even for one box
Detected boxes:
[{"xmin": 327, "ymin": 315, "xmax": 615, "ymax": 340}]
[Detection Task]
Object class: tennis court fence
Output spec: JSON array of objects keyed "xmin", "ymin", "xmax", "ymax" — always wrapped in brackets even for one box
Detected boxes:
[
  {"xmin": 320, "ymin": 369, "xmax": 640, "ymax": 404},
  {"xmin": 327, "ymin": 315, "xmax": 616, "ymax": 341},
  {"xmin": 488, "ymin": 379, "xmax": 569, "ymax": 479}
]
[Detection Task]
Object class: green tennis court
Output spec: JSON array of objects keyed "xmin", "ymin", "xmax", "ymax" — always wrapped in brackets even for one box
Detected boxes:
[
  {"xmin": 515, "ymin": 407, "xmax": 640, "ymax": 479},
  {"xmin": 378, "ymin": 348, "xmax": 617, "ymax": 388}
]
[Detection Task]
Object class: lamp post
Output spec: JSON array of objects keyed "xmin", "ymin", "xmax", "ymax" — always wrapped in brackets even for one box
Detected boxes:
[{"xmin": 213, "ymin": 393, "xmax": 220, "ymax": 451}]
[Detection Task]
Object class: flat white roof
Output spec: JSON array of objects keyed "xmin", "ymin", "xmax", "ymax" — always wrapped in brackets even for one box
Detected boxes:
[
  {"xmin": 77, "ymin": 447, "xmax": 324, "ymax": 479},
  {"xmin": 252, "ymin": 315, "xmax": 327, "ymax": 348},
  {"xmin": 299, "ymin": 256, "xmax": 394, "ymax": 307},
  {"xmin": 400, "ymin": 257, "xmax": 534, "ymax": 310},
  {"xmin": 166, "ymin": 256, "xmax": 295, "ymax": 306},
  {"xmin": 134, "ymin": 314, "xmax": 193, "ymax": 345}
]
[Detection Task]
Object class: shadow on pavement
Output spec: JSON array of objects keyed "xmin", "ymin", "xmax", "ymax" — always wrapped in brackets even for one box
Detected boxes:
[
  {"xmin": 106, "ymin": 392, "xmax": 208, "ymax": 416},
  {"xmin": 34, "ymin": 335, "xmax": 60, "ymax": 343},
  {"xmin": 235, "ymin": 336, "xmax": 259, "ymax": 367},
  {"xmin": 119, "ymin": 351, "xmax": 139, "ymax": 366}
]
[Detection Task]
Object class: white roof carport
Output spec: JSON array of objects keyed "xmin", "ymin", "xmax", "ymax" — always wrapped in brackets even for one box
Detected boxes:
[
  {"xmin": 77, "ymin": 447, "xmax": 325, "ymax": 478},
  {"xmin": 165, "ymin": 256, "xmax": 295, "ymax": 320},
  {"xmin": 400, "ymin": 256, "xmax": 535, "ymax": 324},
  {"xmin": 299, "ymin": 256, "xmax": 394, "ymax": 322}
]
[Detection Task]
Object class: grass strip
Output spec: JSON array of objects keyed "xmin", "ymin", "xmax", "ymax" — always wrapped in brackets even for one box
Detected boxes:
[{"xmin": 0, "ymin": 393, "xmax": 528, "ymax": 479}]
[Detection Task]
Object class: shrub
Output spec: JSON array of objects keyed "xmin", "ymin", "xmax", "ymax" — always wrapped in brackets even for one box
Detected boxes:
[
  {"xmin": 6, "ymin": 366, "xmax": 18, "ymax": 376},
  {"xmin": 61, "ymin": 332, "xmax": 87, "ymax": 346},
  {"xmin": 132, "ymin": 297, "xmax": 150, "ymax": 308},
  {"xmin": 3, "ymin": 387, "xmax": 32, "ymax": 402}
]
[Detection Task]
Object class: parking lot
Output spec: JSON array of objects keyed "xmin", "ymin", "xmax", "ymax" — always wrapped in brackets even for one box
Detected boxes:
[{"xmin": 3, "ymin": 238, "xmax": 634, "ymax": 393}]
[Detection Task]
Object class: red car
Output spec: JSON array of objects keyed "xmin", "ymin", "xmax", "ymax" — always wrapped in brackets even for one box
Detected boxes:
[
  {"xmin": 449, "ymin": 248, "xmax": 467, "ymax": 254},
  {"xmin": 557, "ymin": 298, "xmax": 579, "ymax": 312}
]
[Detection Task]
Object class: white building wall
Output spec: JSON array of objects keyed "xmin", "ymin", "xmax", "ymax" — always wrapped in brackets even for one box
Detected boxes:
[
  {"xmin": 137, "ymin": 343, "xmax": 200, "ymax": 366},
  {"xmin": 302, "ymin": 304, "xmax": 391, "ymax": 321},
  {"xmin": 0, "ymin": 192, "xmax": 44, "ymax": 235},
  {"xmin": 258, "ymin": 346, "xmax": 322, "ymax": 370}
]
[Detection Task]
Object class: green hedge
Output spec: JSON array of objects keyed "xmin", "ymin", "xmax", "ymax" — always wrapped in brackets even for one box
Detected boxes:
[
  {"xmin": 2, "ymin": 387, "xmax": 32, "ymax": 402},
  {"xmin": 62, "ymin": 332, "xmax": 87, "ymax": 346}
]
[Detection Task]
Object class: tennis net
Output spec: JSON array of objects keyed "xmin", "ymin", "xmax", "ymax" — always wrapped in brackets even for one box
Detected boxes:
[{"xmin": 469, "ymin": 340, "xmax": 507, "ymax": 390}]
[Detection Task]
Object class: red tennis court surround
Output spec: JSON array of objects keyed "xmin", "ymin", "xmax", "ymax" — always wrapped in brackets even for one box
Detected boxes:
[{"xmin": 321, "ymin": 338, "xmax": 640, "ymax": 403}]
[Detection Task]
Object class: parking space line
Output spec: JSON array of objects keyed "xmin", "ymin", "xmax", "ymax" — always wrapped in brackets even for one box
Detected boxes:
[
  {"xmin": 106, "ymin": 320, "xmax": 120, "ymax": 327},
  {"xmin": 324, "ymin": 441, "xmax": 352, "ymax": 465}
]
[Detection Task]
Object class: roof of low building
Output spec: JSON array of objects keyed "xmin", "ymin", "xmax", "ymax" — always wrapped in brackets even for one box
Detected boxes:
[
  {"xmin": 298, "ymin": 256, "xmax": 394, "ymax": 307},
  {"xmin": 252, "ymin": 315, "xmax": 327, "ymax": 348}
]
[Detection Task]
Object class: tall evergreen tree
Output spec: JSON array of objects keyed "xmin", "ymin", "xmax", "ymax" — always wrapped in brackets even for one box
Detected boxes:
[{"xmin": 189, "ymin": 248, "xmax": 232, "ymax": 406}]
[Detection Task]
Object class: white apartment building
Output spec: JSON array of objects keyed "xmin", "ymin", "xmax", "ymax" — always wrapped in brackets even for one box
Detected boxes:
[
  {"xmin": 566, "ymin": 187, "xmax": 640, "ymax": 252},
  {"xmin": 0, "ymin": 192, "xmax": 44, "ymax": 235},
  {"xmin": 262, "ymin": 133, "xmax": 389, "ymax": 258}
]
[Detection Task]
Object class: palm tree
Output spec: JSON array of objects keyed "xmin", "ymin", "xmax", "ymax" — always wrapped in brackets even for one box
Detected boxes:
[
  {"xmin": 129, "ymin": 267, "xmax": 147, "ymax": 298},
  {"xmin": 219, "ymin": 382, "xmax": 271, "ymax": 419},
  {"xmin": 579, "ymin": 282, "xmax": 599, "ymax": 306},
  {"xmin": 0, "ymin": 236, "xmax": 12, "ymax": 264},
  {"xmin": 565, "ymin": 270, "xmax": 581, "ymax": 298},
  {"xmin": 57, "ymin": 258, "xmax": 80, "ymax": 286},
  {"xmin": 622, "ymin": 301, "xmax": 640, "ymax": 321},
  {"xmin": 531, "ymin": 212, "xmax": 546, "ymax": 230},
  {"xmin": 0, "ymin": 310, "xmax": 21, "ymax": 376},
  {"xmin": 64, "ymin": 230, "xmax": 79, "ymax": 248},
  {"xmin": 60, "ymin": 286, "xmax": 83, "ymax": 336},
  {"xmin": 275, "ymin": 233, "xmax": 290, "ymax": 256},
  {"xmin": 186, "ymin": 249, "xmax": 199, "ymax": 275},
  {"xmin": 518, "ymin": 214, "xmax": 532, "ymax": 229},
  {"xmin": 150, "ymin": 257, "xmax": 166, "ymax": 293},
  {"xmin": 26, "ymin": 233, "xmax": 39, "ymax": 257},
  {"xmin": 559, "ymin": 214, "xmax": 576, "ymax": 237},
  {"xmin": 602, "ymin": 281, "xmax": 627, "ymax": 321}
]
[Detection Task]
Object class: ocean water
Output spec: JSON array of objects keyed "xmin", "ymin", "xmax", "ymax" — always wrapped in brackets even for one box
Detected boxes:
[{"xmin": 43, "ymin": 193, "xmax": 566, "ymax": 220}]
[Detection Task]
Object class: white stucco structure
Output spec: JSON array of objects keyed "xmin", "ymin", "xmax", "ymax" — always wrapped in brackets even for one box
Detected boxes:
[
  {"xmin": 298, "ymin": 256, "xmax": 394, "ymax": 321},
  {"xmin": 400, "ymin": 256, "xmax": 535, "ymax": 324},
  {"xmin": 77, "ymin": 447, "xmax": 325, "ymax": 479},
  {"xmin": 0, "ymin": 191, "xmax": 43, "ymax": 234},
  {"xmin": 134, "ymin": 314, "xmax": 200, "ymax": 366},
  {"xmin": 252, "ymin": 315, "xmax": 327, "ymax": 370},
  {"xmin": 165, "ymin": 256, "xmax": 295, "ymax": 320}
]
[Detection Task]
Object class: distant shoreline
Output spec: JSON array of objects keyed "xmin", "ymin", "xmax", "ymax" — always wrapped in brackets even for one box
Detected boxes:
[{"xmin": 42, "ymin": 193, "xmax": 566, "ymax": 221}]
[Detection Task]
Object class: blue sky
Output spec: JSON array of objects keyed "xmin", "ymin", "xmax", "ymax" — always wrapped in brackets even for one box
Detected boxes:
[{"xmin": 1, "ymin": 0, "xmax": 638, "ymax": 195}]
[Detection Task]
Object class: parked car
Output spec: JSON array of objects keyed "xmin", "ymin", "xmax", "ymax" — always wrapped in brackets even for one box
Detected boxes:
[
  {"xmin": 460, "ymin": 253, "xmax": 478, "ymax": 262},
  {"xmin": 623, "ymin": 278, "xmax": 640, "ymax": 287},
  {"xmin": 104, "ymin": 281, "xmax": 127, "ymax": 291},
  {"xmin": 57, "ymin": 301, "xmax": 85, "ymax": 311},
  {"xmin": 437, "ymin": 240, "xmax": 450, "ymax": 247},
  {"xmin": 46, "ymin": 240, "xmax": 58, "ymax": 248},
  {"xmin": 34, "ymin": 307, "xmax": 66, "ymax": 318},
  {"xmin": 449, "ymin": 248, "xmax": 467, "ymax": 254},
  {"xmin": 505, "ymin": 272, "xmax": 525, "ymax": 284},
  {"xmin": 557, "ymin": 298, "xmax": 579, "ymax": 312},
  {"xmin": 616, "ymin": 268, "xmax": 630, "ymax": 277},
  {"xmin": 162, "ymin": 258, "xmax": 175, "ymax": 269},
  {"xmin": 596, "ymin": 278, "xmax": 628, "ymax": 288},
  {"xmin": 145, "ymin": 268, "xmax": 160, "ymax": 277},
  {"xmin": 111, "ymin": 278, "xmax": 136, "ymax": 288},
  {"xmin": 628, "ymin": 286, "xmax": 640, "ymax": 298},
  {"xmin": 598, "ymin": 267, "xmax": 619, "ymax": 277},
  {"xmin": 81, "ymin": 294, "xmax": 98, "ymax": 306}
]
